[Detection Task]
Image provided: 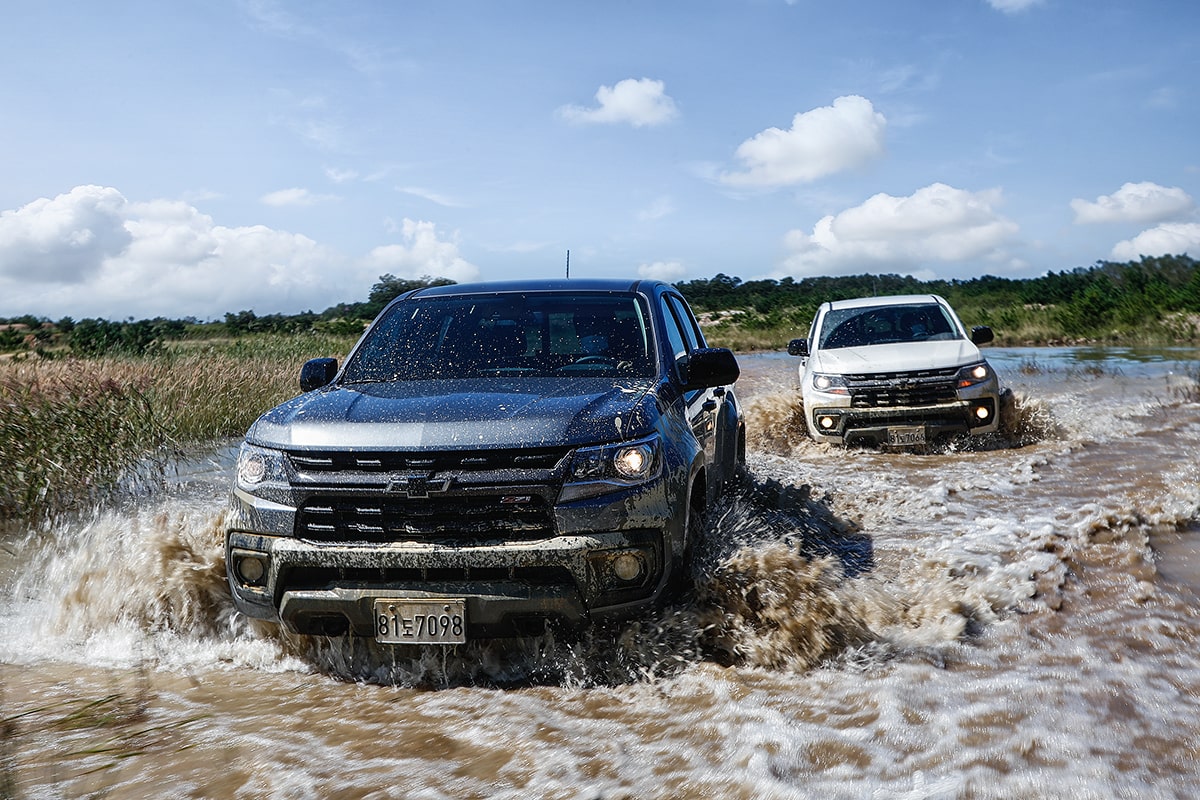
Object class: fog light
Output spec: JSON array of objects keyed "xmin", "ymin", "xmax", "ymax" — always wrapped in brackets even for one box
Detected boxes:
[
  {"xmin": 612, "ymin": 552, "xmax": 644, "ymax": 582},
  {"xmin": 818, "ymin": 415, "xmax": 837, "ymax": 430},
  {"xmin": 237, "ymin": 555, "xmax": 266, "ymax": 584},
  {"xmin": 974, "ymin": 405, "xmax": 991, "ymax": 421}
]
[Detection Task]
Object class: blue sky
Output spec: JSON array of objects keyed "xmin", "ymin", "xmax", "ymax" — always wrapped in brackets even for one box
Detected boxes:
[{"xmin": 1, "ymin": 0, "xmax": 1197, "ymax": 320}]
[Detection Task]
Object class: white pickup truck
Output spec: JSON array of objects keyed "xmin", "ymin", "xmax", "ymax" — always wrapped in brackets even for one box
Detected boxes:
[{"xmin": 787, "ymin": 294, "xmax": 1008, "ymax": 447}]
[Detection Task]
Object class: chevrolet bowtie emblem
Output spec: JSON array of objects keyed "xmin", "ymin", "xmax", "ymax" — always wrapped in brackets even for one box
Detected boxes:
[{"xmin": 385, "ymin": 475, "xmax": 452, "ymax": 498}]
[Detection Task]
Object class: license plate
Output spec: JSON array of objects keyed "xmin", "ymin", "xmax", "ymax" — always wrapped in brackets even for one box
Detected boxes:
[
  {"xmin": 374, "ymin": 599, "xmax": 466, "ymax": 645},
  {"xmin": 887, "ymin": 426, "xmax": 926, "ymax": 446}
]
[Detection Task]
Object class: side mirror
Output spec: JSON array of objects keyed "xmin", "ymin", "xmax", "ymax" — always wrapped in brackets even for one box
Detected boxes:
[
  {"xmin": 300, "ymin": 357, "xmax": 338, "ymax": 391},
  {"xmin": 970, "ymin": 326, "xmax": 994, "ymax": 346},
  {"xmin": 683, "ymin": 347, "xmax": 740, "ymax": 390},
  {"xmin": 787, "ymin": 338, "xmax": 809, "ymax": 357}
]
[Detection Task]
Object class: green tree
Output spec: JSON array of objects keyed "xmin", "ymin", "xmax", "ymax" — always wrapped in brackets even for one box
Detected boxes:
[
  {"xmin": 70, "ymin": 318, "xmax": 162, "ymax": 357},
  {"xmin": 363, "ymin": 274, "xmax": 456, "ymax": 319}
]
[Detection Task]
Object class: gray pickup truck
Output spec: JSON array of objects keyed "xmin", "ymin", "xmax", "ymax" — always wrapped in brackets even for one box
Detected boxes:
[{"xmin": 226, "ymin": 279, "xmax": 744, "ymax": 643}]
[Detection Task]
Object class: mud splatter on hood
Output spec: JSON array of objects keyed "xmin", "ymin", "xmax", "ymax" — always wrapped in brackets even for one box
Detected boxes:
[{"xmin": 247, "ymin": 377, "xmax": 658, "ymax": 450}]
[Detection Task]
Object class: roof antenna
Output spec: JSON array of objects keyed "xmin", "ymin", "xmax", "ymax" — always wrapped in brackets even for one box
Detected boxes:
[{"xmin": 565, "ymin": 249, "xmax": 570, "ymax": 279}]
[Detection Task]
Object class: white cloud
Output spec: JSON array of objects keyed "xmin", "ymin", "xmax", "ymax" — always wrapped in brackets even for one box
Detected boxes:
[
  {"xmin": 720, "ymin": 95, "xmax": 887, "ymax": 188},
  {"xmin": 122, "ymin": 199, "xmax": 219, "ymax": 269},
  {"xmin": 398, "ymin": 187, "xmax": 469, "ymax": 208},
  {"xmin": 558, "ymin": 78, "xmax": 679, "ymax": 128},
  {"xmin": 363, "ymin": 219, "xmax": 480, "ymax": 284},
  {"xmin": 0, "ymin": 185, "xmax": 131, "ymax": 283},
  {"xmin": 637, "ymin": 196, "xmax": 675, "ymax": 222},
  {"xmin": 242, "ymin": 0, "xmax": 393, "ymax": 78},
  {"xmin": 1070, "ymin": 181, "xmax": 1194, "ymax": 225},
  {"xmin": 324, "ymin": 167, "xmax": 359, "ymax": 183},
  {"xmin": 779, "ymin": 183, "xmax": 1020, "ymax": 277},
  {"xmin": 637, "ymin": 260, "xmax": 686, "ymax": 282},
  {"xmin": 986, "ymin": 0, "xmax": 1044, "ymax": 12},
  {"xmin": 1110, "ymin": 222, "xmax": 1200, "ymax": 261},
  {"xmin": 0, "ymin": 186, "xmax": 476, "ymax": 319},
  {"xmin": 260, "ymin": 187, "xmax": 336, "ymax": 207}
]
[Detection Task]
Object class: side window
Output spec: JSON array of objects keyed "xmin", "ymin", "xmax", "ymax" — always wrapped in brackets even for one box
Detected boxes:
[
  {"xmin": 667, "ymin": 294, "xmax": 705, "ymax": 349},
  {"xmin": 659, "ymin": 297, "xmax": 690, "ymax": 366}
]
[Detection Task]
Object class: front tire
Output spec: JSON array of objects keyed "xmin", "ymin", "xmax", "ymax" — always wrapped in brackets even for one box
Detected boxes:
[{"xmin": 668, "ymin": 486, "xmax": 705, "ymax": 598}]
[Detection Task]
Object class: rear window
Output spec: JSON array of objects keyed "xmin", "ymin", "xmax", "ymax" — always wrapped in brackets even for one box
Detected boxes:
[
  {"xmin": 818, "ymin": 303, "xmax": 960, "ymax": 350},
  {"xmin": 342, "ymin": 292, "xmax": 656, "ymax": 382}
]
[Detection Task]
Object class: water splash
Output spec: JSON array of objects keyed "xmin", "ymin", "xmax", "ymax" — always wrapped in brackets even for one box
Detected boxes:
[
  {"xmin": 2, "ymin": 464, "xmax": 1071, "ymax": 690},
  {"xmin": 739, "ymin": 389, "xmax": 1057, "ymax": 456}
]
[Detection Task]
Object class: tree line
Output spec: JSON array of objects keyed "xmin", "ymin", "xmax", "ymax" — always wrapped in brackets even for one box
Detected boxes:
[
  {"xmin": 1, "ymin": 275, "xmax": 452, "ymax": 357},
  {"xmin": 3, "ymin": 255, "xmax": 1199, "ymax": 357},
  {"xmin": 675, "ymin": 254, "xmax": 1200, "ymax": 342}
]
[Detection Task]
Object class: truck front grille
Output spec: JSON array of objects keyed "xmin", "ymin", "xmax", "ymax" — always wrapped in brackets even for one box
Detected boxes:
[
  {"xmin": 287, "ymin": 447, "xmax": 569, "ymax": 473},
  {"xmin": 296, "ymin": 493, "xmax": 555, "ymax": 543},
  {"xmin": 844, "ymin": 367, "xmax": 959, "ymax": 408}
]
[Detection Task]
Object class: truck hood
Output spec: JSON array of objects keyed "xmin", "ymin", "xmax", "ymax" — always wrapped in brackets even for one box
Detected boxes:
[
  {"xmin": 245, "ymin": 377, "xmax": 658, "ymax": 450},
  {"xmin": 811, "ymin": 339, "xmax": 984, "ymax": 374}
]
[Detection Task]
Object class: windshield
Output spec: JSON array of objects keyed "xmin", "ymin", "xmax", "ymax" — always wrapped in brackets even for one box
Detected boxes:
[
  {"xmin": 817, "ymin": 302, "xmax": 961, "ymax": 350},
  {"xmin": 342, "ymin": 292, "xmax": 656, "ymax": 382}
]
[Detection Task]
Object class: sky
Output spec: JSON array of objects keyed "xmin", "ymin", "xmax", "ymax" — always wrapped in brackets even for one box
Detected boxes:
[{"xmin": 1, "ymin": 0, "xmax": 1198, "ymax": 321}]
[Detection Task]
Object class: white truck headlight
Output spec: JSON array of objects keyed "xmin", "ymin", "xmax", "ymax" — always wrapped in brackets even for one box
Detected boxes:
[
  {"xmin": 956, "ymin": 362, "xmax": 993, "ymax": 388},
  {"xmin": 812, "ymin": 373, "xmax": 850, "ymax": 395}
]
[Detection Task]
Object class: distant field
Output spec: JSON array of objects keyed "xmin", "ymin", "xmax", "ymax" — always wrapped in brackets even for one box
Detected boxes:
[
  {"xmin": 0, "ymin": 334, "xmax": 356, "ymax": 522},
  {"xmin": 698, "ymin": 307, "xmax": 1200, "ymax": 352},
  {"xmin": 4, "ymin": 307, "xmax": 1199, "ymax": 524}
]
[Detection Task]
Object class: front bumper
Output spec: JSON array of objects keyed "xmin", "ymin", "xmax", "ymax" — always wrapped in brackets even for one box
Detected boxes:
[
  {"xmin": 226, "ymin": 488, "xmax": 669, "ymax": 638},
  {"xmin": 227, "ymin": 529, "xmax": 664, "ymax": 637},
  {"xmin": 804, "ymin": 386, "xmax": 1002, "ymax": 446}
]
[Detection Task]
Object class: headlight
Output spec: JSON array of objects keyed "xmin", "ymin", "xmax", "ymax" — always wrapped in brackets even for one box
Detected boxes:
[
  {"xmin": 811, "ymin": 373, "xmax": 849, "ymax": 395},
  {"xmin": 236, "ymin": 442, "xmax": 289, "ymax": 490},
  {"xmin": 561, "ymin": 435, "xmax": 662, "ymax": 501},
  {"xmin": 613, "ymin": 441, "xmax": 656, "ymax": 480},
  {"xmin": 956, "ymin": 362, "xmax": 993, "ymax": 388}
]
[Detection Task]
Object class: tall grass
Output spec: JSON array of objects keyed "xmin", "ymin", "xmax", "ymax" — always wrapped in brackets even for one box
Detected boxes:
[
  {"xmin": 147, "ymin": 334, "xmax": 355, "ymax": 442},
  {"xmin": 1172, "ymin": 362, "xmax": 1200, "ymax": 404},
  {"xmin": 0, "ymin": 334, "xmax": 355, "ymax": 522}
]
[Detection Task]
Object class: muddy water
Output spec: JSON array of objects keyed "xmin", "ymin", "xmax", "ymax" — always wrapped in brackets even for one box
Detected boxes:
[{"xmin": 3, "ymin": 347, "xmax": 1200, "ymax": 799}]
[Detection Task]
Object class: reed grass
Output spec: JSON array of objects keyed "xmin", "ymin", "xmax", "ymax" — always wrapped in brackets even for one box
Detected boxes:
[
  {"xmin": 0, "ymin": 334, "xmax": 355, "ymax": 522},
  {"xmin": 1172, "ymin": 363, "xmax": 1200, "ymax": 403},
  {"xmin": 4, "ymin": 325, "xmax": 1192, "ymax": 522}
]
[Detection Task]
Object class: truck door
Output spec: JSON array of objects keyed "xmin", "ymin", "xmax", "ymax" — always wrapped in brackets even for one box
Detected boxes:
[{"xmin": 661, "ymin": 293, "xmax": 720, "ymax": 483}]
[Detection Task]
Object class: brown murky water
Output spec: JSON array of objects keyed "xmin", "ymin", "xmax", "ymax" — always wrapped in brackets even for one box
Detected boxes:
[{"xmin": 3, "ymin": 347, "xmax": 1200, "ymax": 799}]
